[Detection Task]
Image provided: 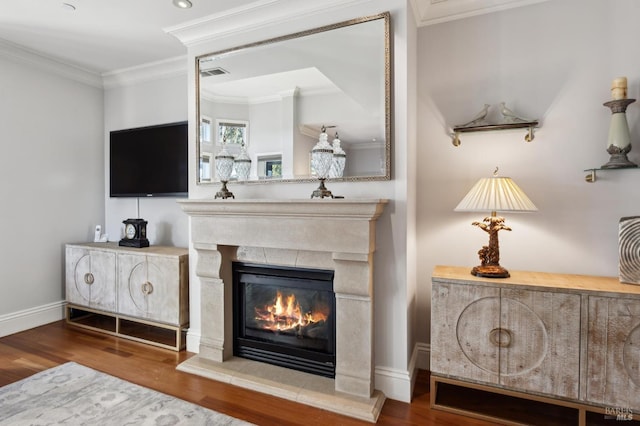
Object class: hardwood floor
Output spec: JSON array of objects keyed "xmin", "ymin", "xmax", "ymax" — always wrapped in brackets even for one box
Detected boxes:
[{"xmin": 0, "ymin": 321, "xmax": 494, "ymax": 425}]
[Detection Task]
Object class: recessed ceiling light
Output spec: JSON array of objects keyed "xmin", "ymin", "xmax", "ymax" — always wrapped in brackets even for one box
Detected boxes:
[
  {"xmin": 61, "ymin": 3, "xmax": 76, "ymax": 11},
  {"xmin": 172, "ymin": 0, "xmax": 192, "ymax": 9}
]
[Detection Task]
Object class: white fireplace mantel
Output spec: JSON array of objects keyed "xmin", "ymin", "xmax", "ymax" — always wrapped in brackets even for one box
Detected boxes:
[
  {"xmin": 179, "ymin": 198, "xmax": 386, "ymax": 252},
  {"xmin": 176, "ymin": 198, "xmax": 388, "ymax": 422}
]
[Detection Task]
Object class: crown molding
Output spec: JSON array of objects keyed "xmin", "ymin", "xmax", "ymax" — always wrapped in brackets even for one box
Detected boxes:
[
  {"xmin": 0, "ymin": 38, "xmax": 102, "ymax": 88},
  {"xmin": 411, "ymin": 0, "xmax": 552, "ymax": 27},
  {"xmin": 165, "ymin": 0, "xmax": 372, "ymax": 48},
  {"xmin": 0, "ymin": 37, "xmax": 187, "ymax": 90},
  {"xmin": 101, "ymin": 55, "xmax": 188, "ymax": 90}
]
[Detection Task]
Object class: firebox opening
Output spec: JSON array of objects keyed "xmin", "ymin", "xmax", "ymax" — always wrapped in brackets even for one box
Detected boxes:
[{"xmin": 233, "ymin": 262, "xmax": 336, "ymax": 378}]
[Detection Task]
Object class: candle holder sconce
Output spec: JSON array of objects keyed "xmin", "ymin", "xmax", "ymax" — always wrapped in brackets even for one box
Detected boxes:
[
  {"xmin": 585, "ymin": 77, "xmax": 639, "ymax": 183},
  {"xmin": 601, "ymin": 98, "xmax": 637, "ymax": 169}
]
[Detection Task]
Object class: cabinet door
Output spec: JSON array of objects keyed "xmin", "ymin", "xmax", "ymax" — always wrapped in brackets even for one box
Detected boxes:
[
  {"xmin": 65, "ymin": 247, "xmax": 116, "ymax": 312},
  {"xmin": 431, "ymin": 281, "xmax": 501, "ymax": 384},
  {"xmin": 587, "ymin": 296, "xmax": 640, "ymax": 410},
  {"xmin": 500, "ymin": 288, "xmax": 580, "ymax": 399},
  {"xmin": 117, "ymin": 253, "xmax": 181, "ymax": 324}
]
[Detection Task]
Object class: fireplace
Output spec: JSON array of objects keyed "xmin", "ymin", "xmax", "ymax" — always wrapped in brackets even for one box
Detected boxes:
[
  {"xmin": 176, "ymin": 199, "xmax": 387, "ymax": 422},
  {"xmin": 232, "ymin": 262, "xmax": 336, "ymax": 378}
]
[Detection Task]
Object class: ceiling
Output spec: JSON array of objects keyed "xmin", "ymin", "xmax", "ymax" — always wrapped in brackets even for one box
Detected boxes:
[
  {"xmin": 0, "ymin": 0, "xmax": 257, "ymax": 74},
  {"xmin": 0, "ymin": 0, "xmax": 549, "ymax": 75}
]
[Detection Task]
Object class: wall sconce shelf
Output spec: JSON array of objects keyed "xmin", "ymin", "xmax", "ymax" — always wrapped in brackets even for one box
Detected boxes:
[
  {"xmin": 584, "ymin": 167, "xmax": 639, "ymax": 183},
  {"xmin": 451, "ymin": 121, "xmax": 538, "ymax": 147}
]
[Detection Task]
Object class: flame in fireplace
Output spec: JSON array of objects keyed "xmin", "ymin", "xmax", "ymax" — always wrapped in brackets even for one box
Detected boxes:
[{"xmin": 255, "ymin": 291, "xmax": 328, "ymax": 332}]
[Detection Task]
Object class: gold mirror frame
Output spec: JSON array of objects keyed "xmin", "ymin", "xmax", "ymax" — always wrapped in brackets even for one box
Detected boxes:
[{"xmin": 195, "ymin": 12, "xmax": 391, "ymax": 185}]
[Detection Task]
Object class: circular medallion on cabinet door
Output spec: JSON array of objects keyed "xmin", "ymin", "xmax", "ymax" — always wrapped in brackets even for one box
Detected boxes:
[
  {"xmin": 456, "ymin": 296, "xmax": 548, "ymax": 376},
  {"xmin": 127, "ymin": 262, "xmax": 162, "ymax": 312},
  {"xmin": 73, "ymin": 255, "xmax": 93, "ymax": 303}
]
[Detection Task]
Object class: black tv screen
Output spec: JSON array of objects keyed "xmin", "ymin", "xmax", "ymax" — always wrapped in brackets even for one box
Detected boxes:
[{"xmin": 110, "ymin": 121, "xmax": 188, "ymax": 197}]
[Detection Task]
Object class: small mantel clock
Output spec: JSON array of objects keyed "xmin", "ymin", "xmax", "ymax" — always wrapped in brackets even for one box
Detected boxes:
[{"xmin": 119, "ymin": 218, "xmax": 149, "ymax": 248}]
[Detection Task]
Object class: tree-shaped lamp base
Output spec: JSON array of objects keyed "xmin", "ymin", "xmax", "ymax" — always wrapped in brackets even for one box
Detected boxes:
[{"xmin": 470, "ymin": 212, "xmax": 511, "ymax": 279}]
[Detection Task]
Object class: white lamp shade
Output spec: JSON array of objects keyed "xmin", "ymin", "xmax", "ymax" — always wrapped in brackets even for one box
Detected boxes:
[{"xmin": 455, "ymin": 176, "xmax": 537, "ymax": 213}]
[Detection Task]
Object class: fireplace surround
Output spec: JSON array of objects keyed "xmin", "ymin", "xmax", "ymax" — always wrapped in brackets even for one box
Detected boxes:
[{"xmin": 176, "ymin": 199, "xmax": 387, "ymax": 421}]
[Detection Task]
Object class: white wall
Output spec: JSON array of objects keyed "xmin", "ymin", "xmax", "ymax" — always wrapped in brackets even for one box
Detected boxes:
[
  {"xmin": 416, "ymin": 0, "xmax": 640, "ymax": 349},
  {"xmin": 182, "ymin": 0, "xmax": 417, "ymax": 401},
  {"xmin": 104, "ymin": 73, "xmax": 189, "ymax": 248},
  {"xmin": 0, "ymin": 1, "xmax": 420, "ymax": 402},
  {"xmin": 249, "ymin": 102, "xmax": 283, "ymax": 162},
  {"xmin": 0, "ymin": 52, "xmax": 104, "ymax": 335}
]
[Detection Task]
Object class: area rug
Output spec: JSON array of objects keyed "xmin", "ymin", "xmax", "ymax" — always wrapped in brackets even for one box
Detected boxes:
[{"xmin": 0, "ymin": 362, "xmax": 253, "ymax": 425}]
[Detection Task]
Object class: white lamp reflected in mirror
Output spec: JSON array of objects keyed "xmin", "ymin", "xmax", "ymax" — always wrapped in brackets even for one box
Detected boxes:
[
  {"xmin": 310, "ymin": 126, "xmax": 335, "ymax": 198},
  {"xmin": 234, "ymin": 141, "xmax": 251, "ymax": 181},
  {"xmin": 330, "ymin": 132, "xmax": 346, "ymax": 179},
  {"xmin": 214, "ymin": 140, "xmax": 235, "ymax": 199},
  {"xmin": 455, "ymin": 168, "xmax": 537, "ymax": 278}
]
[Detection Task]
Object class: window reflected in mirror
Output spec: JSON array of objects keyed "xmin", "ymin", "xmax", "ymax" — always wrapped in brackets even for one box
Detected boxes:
[
  {"xmin": 200, "ymin": 116, "xmax": 212, "ymax": 144},
  {"xmin": 200, "ymin": 152, "xmax": 212, "ymax": 182},
  {"xmin": 257, "ymin": 154, "xmax": 282, "ymax": 179},
  {"xmin": 216, "ymin": 119, "xmax": 248, "ymax": 149}
]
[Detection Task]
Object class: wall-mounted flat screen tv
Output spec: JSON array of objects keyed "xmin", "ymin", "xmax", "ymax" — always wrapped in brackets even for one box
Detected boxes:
[{"xmin": 110, "ymin": 121, "xmax": 188, "ymax": 198}]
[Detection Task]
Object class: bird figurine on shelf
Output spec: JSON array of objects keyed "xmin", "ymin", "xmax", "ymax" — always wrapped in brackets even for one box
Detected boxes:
[
  {"xmin": 460, "ymin": 104, "xmax": 490, "ymax": 127},
  {"xmin": 500, "ymin": 102, "xmax": 531, "ymax": 123}
]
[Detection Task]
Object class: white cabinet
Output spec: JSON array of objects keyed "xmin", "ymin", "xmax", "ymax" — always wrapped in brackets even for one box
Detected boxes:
[
  {"xmin": 65, "ymin": 243, "xmax": 189, "ymax": 350},
  {"xmin": 431, "ymin": 265, "xmax": 640, "ymax": 425},
  {"xmin": 117, "ymin": 252, "xmax": 188, "ymax": 325},
  {"xmin": 65, "ymin": 246, "xmax": 116, "ymax": 312}
]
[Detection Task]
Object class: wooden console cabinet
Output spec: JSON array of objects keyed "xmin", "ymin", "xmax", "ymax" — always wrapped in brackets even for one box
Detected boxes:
[
  {"xmin": 431, "ymin": 265, "xmax": 640, "ymax": 425},
  {"xmin": 65, "ymin": 242, "xmax": 189, "ymax": 351}
]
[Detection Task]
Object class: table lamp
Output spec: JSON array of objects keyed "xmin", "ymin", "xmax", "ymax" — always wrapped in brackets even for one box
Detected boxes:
[{"xmin": 454, "ymin": 168, "xmax": 537, "ymax": 278}]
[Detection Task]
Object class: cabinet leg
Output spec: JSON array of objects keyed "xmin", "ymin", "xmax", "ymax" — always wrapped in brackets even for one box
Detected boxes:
[{"xmin": 430, "ymin": 374, "xmax": 438, "ymax": 408}]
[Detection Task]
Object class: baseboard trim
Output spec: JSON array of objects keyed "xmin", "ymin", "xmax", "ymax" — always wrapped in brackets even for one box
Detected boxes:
[
  {"xmin": 186, "ymin": 329, "xmax": 202, "ymax": 353},
  {"xmin": 416, "ymin": 341, "xmax": 430, "ymax": 370},
  {"xmin": 374, "ymin": 341, "xmax": 431, "ymax": 403},
  {"xmin": 375, "ymin": 365, "xmax": 412, "ymax": 403},
  {"xmin": 0, "ymin": 300, "xmax": 66, "ymax": 338}
]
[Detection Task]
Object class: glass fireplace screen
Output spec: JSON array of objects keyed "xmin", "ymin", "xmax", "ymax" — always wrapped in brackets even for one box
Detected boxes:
[{"xmin": 233, "ymin": 262, "xmax": 336, "ymax": 377}]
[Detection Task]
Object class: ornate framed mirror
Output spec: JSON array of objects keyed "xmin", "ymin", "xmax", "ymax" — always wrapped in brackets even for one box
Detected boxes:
[{"xmin": 196, "ymin": 12, "xmax": 391, "ymax": 184}]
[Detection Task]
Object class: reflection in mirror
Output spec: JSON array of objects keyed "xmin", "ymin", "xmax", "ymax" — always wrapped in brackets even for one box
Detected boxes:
[
  {"xmin": 216, "ymin": 119, "xmax": 248, "ymax": 149},
  {"xmin": 199, "ymin": 152, "xmax": 212, "ymax": 182},
  {"xmin": 196, "ymin": 12, "xmax": 391, "ymax": 184},
  {"xmin": 257, "ymin": 154, "xmax": 283, "ymax": 179}
]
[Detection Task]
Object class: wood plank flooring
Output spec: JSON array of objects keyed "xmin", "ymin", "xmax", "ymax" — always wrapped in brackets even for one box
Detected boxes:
[{"xmin": 0, "ymin": 321, "xmax": 494, "ymax": 425}]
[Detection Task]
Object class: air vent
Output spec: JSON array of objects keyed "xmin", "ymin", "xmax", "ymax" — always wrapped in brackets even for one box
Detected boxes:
[{"xmin": 200, "ymin": 67, "xmax": 228, "ymax": 77}]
